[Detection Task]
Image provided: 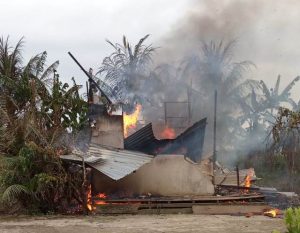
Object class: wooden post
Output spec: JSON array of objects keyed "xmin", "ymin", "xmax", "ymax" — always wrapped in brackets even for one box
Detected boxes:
[
  {"xmin": 212, "ymin": 90, "xmax": 217, "ymax": 186},
  {"xmin": 187, "ymin": 87, "xmax": 191, "ymax": 126},
  {"xmin": 164, "ymin": 102, "xmax": 167, "ymax": 126},
  {"xmin": 82, "ymin": 157, "xmax": 88, "ymax": 215},
  {"xmin": 236, "ymin": 165, "xmax": 240, "ymax": 188}
]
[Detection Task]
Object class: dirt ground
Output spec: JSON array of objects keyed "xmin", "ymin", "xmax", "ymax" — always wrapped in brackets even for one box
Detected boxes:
[{"xmin": 0, "ymin": 214, "xmax": 285, "ymax": 233}]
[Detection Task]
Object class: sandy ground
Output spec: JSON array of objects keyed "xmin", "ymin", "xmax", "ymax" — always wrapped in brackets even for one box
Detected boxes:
[{"xmin": 0, "ymin": 214, "xmax": 285, "ymax": 233}]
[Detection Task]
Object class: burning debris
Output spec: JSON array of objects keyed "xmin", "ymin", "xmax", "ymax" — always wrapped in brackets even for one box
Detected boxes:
[
  {"xmin": 244, "ymin": 168, "xmax": 255, "ymax": 189},
  {"xmin": 264, "ymin": 208, "xmax": 281, "ymax": 218}
]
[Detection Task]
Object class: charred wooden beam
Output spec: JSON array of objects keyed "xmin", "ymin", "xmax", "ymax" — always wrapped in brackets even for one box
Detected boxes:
[
  {"xmin": 68, "ymin": 52, "xmax": 112, "ymax": 104},
  {"xmin": 236, "ymin": 165, "xmax": 240, "ymax": 188},
  {"xmin": 93, "ymin": 194, "xmax": 264, "ymax": 204},
  {"xmin": 217, "ymin": 184, "xmax": 260, "ymax": 191}
]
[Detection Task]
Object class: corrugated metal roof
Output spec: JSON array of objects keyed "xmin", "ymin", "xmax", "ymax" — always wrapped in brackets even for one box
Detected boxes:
[
  {"xmin": 124, "ymin": 123, "xmax": 156, "ymax": 150},
  {"xmin": 161, "ymin": 118, "xmax": 207, "ymax": 162},
  {"xmin": 60, "ymin": 143, "xmax": 154, "ymax": 180}
]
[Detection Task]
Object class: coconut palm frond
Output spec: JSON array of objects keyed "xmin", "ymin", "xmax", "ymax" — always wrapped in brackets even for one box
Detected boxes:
[
  {"xmin": 0, "ymin": 36, "xmax": 23, "ymax": 78},
  {"xmin": 2, "ymin": 184, "xmax": 31, "ymax": 204},
  {"xmin": 98, "ymin": 35, "xmax": 155, "ymax": 105},
  {"xmin": 10, "ymin": 37, "xmax": 24, "ymax": 65},
  {"xmin": 220, "ymin": 40, "xmax": 235, "ymax": 63},
  {"xmin": 229, "ymin": 79, "xmax": 260, "ymax": 98},
  {"xmin": 122, "ymin": 35, "xmax": 127, "ymax": 49},
  {"xmin": 288, "ymin": 98, "xmax": 298, "ymax": 110},
  {"xmin": 259, "ymin": 80, "xmax": 271, "ymax": 100},
  {"xmin": 281, "ymin": 76, "xmax": 300, "ymax": 98},
  {"xmin": 105, "ymin": 39, "xmax": 119, "ymax": 51},
  {"xmin": 274, "ymin": 75, "xmax": 281, "ymax": 96},
  {"xmin": 226, "ymin": 61, "xmax": 254, "ymax": 87},
  {"xmin": 134, "ymin": 34, "xmax": 150, "ymax": 57}
]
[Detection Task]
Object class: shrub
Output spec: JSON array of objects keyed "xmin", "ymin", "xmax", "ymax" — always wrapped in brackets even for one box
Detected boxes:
[
  {"xmin": 273, "ymin": 207, "xmax": 300, "ymax": 233},
  {"xmin": 285, "ymin": 207, "xmax": 300, "ymax": 233}
]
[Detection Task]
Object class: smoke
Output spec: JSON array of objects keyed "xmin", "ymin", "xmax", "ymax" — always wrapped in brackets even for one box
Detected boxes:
[
  {"xmin": 140, "ymin": 0, "xmax": 270, "ymax": 165},
  {"xmin": 156, "ymin": 0, "xmax": 265, "ymax": 65},
  {"xmin": 95, "ymin": 0, "xmax": 300, "ymax": 166}
]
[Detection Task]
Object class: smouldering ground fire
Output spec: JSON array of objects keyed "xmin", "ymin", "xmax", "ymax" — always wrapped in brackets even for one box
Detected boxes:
[{"xmin": 264, "ymin": 208, "xmax": 280, "ymax": 218}]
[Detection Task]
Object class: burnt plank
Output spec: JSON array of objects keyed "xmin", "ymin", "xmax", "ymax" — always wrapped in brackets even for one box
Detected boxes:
[
  {"xmin": 99, "ymin": 194, "xmax": 265, "ymax": 204},
  {"xmin": 192, "ymin": 204, "xmax": 271, "ymax": 215}
]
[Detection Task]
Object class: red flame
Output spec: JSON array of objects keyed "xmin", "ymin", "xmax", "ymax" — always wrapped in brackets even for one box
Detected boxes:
[{"xmin": 161, "ymin": 125, "xmax": 176, "ymax": 139}]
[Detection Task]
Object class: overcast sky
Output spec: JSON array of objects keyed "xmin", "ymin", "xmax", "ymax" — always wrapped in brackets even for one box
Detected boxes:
[
  {"xmin": 0, "ymin": 0, "xmax": 189, "ymax": 85},
  {"xmin": 1, "ymin": 0, "xmax": 300, "ymax": 99}
]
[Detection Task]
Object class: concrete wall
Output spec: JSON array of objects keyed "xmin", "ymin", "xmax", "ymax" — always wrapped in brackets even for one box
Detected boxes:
[
  {"xmin": 91, "ymin": 114, "xmax": 124, "ymax": 149},
  {"xmin": 92, "ymin": 154, "xmax": 214, "ymax": 197}
]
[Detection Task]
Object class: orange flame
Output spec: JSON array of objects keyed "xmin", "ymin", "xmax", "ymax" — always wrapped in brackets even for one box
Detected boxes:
[
  {"xmin": 123, "ymin": 104, "xmax": 142, "ymax": 138},
  {"xmin": 264, "ymin": 209, "xmax": 280, "ymax": 218},
  {"xmin": 86, "ymin": 185, "xmax": 93, "ymax": 211},
  {"xmin": 244, "ymin": 175, "xmax": 251, "ymax": 188},
  {"xmin": 94, "ymin": 192, "xmax": 107, "ymax": 205},
  {"xmin": 96, "ymin": 193, "xmax": 107, "ymax": 199},
  {"xmin": 244, "ymin": 168, "xmax": 254, "ymax": 188},
  {"xmin": 161, "ymin": 125, "xmax": 176, "ymax": 139},
  {"xmin": 86, "ymin": 187, "xmax": 107, "ymax": 211}
]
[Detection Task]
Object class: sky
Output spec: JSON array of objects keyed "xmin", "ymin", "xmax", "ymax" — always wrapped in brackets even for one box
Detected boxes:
[
  {"xmin": 1, "ymin": 0, "xmax": 300, "ymax": 100},
  {"xmin": 0, "ymin": 0, "xmax": 190, "ymax": 86}
]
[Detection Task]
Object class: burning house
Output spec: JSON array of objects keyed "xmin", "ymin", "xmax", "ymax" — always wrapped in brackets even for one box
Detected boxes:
[
  {"xmin": 61, "ymin": 87, "xmax": 215, "ymax": 198},
  {"xmin": 60, "ymin": 53, "xmax": 296, "ymax": 216},
  {"xmin": 59, "ymin": 53, "xmax": 217, "ymax": 201}
]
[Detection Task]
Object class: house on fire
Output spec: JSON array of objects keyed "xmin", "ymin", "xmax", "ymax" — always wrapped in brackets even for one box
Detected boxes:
[{"xmin": 60, "ymin": 77, "xmax": 214, "ymax": 197}]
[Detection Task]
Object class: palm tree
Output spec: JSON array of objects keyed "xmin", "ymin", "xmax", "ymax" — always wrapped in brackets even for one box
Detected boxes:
[
  {"xmin": 181, "ymin": 40, "xmax": 257, "ymax": 158},
  {"xmin": 97, "ymin": 35, "xmax": 156, "ymax": 107},
  {"xmin": 0, "ymin": 37, "xmax": 23, "ymax": 121},
  {"xmin": 181, "ymin": 41, "xmax": 256, "ymax": 101}
]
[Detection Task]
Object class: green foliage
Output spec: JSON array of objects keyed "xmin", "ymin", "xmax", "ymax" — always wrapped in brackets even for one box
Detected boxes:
[
  {"xmin": 0, "ymin": 37, "xmax": 87, "ymax": 213},
  {"xmin": 2, "ymin": 184, "xmax": 31, "ymax": 204},
  {"xmin": 0, "ymin": 143, "xmax": 82, "ymax": 213},
  {"xmin": 285, "ymin": 207, "xmax": 300, "ymax": 233},
  {"xmin": 272, "ymin": 207, "xmax": 300, "ymax": 233}
]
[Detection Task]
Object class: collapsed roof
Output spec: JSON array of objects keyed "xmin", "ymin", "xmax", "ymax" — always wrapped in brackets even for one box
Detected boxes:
[
  {"xmin": 60, "ymin": 143, "xmax": 154, "ymax": 180},
  {"xmin": 124, "ymin": 118, "xmax": 207, "ymax": 162}
]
